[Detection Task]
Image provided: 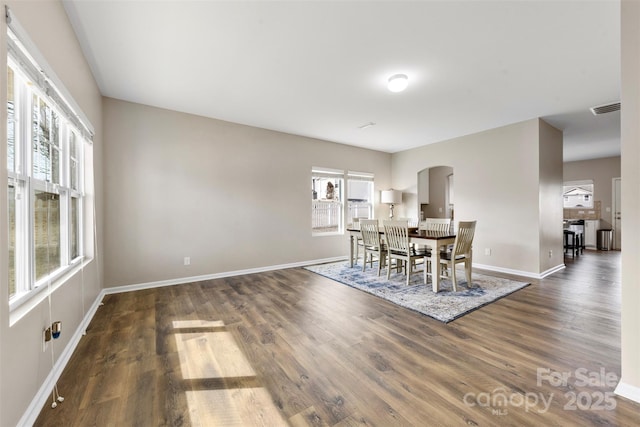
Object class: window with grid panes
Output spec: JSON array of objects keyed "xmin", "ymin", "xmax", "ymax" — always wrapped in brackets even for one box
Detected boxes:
[{"xmin": 6, "ymin": 27, "xmax": 90, "ymax": 309}]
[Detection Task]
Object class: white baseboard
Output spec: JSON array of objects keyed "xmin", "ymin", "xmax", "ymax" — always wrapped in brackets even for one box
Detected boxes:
[
  {"xmin": 539, "ymin": 263, "xmax": 566, "ymax": 278},
  {"xmin": 103, "ymin": 256, "xmax": 347, "ymax": 295},
  {"xmin": 18, "ymin": 289, "xmax": 106, "ymax": 427},
  {"xmin": 615, "ymin": 381, "xmax": 640, "ymax": 404},
  {"xmin": 472, "ymin": 262, "xmax": 565, "ymax": 280}
]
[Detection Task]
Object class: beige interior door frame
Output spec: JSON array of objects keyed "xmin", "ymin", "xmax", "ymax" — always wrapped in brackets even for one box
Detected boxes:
[{"xmin": 613, "ymin": 177, "xmax": 622, "ymax": 250}]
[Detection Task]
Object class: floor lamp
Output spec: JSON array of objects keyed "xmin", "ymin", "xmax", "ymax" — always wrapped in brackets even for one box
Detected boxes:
[{"xmin": 381, "ymin": 189, "xmax": 402, "ymax": 219}]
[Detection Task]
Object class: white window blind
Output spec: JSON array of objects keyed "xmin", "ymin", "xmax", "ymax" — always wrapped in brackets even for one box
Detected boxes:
[{"xmin": 5, "ymin": 6, "xmax": 94, "ymax": 141}]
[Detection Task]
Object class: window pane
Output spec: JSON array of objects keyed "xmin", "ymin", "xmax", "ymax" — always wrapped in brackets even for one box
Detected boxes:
[
  {"xmin": 32, "ymin": 95, "xmax": 47, "ymax": 180},
  {"xmin": 70, "ymin": 160, "xmax": 78, "ymax": 191},
  {"xmin": 51, "ymin": 113, "xmax": 60, "ymax": 184},
  {"xmin": 7, "ymin": 66, "xmax": 15, "ymax": 172},
  {"xmin": 312, "ymin": 175, "xmax": 343, "ymax": 234},
  {"xmin": 563, "ymin": 183, "xmax": 594, "ymax": 208},
  {"xmin": 69, "ymin": 132, "xmax": 78, "ymax": 191},
  {"xmin": 32, "ymin": 96, "xmax": 60, "ymax": 183},
  {"xmin": 34, "ymin": 190, "xmax": 61, "ymax": 281},
  {"xmin": 347, "ymin": 179, "xmax": 374, "ymax": 220},
  {"xmin": 8, "ymin": 183, "xmax": 16, "ymax": 297},
  {"xmin": 70, "ymin": 196, "xmax": 79, "ymax": 260},
  {"xmin": 52, "ymin": 146, "xmax": 60, "ymax": 184}
]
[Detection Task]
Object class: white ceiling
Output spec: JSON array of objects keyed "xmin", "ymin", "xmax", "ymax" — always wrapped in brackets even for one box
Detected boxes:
[{"xmin": 63, "ymin": 0, "xmax": 621, "ymax": 162}]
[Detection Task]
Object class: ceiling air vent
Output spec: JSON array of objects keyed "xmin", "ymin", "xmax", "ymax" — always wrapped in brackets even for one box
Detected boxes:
[{"xmin": 590, "ymin": 102, "xmax": 620, "ymax": 115}]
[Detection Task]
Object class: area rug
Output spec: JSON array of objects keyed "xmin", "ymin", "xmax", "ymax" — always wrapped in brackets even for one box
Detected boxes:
[{"xmin": 304, "ymin": 260, "xmax": 530, "ymax": 323}]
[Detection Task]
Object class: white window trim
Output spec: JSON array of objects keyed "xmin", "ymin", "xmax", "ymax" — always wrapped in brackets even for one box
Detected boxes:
[
  {"xmin": 311, "ymin": 168, "xmax": 376, "ymax": 236},
  {"xmin": 347, "ymin": 172, "xmax": 375, "ymax": 221},
  {"xmin": 312, "ymin": 168, "xmax": 345, "ymax": 236},
  {"xmin": 6, "ymin": 6, "xmax": 94, "ymax": 140},
  {"xmin": 6, "ymin": 7, "xmax": 92, "ymax": 317}
]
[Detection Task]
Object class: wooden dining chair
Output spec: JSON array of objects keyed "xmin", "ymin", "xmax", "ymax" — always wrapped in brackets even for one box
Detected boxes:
[
  {"xmin": 437, "ymin": 220, "xmax": 476, "ymax": 292},
  {"xmin": 418, "ymin": 218, "xmax": 451, "ymax": 232},
  {"xmin": 360, "ymin": 219, "xmax": 387, "ymax": 276},
  {"xmin": 383, "ymin": 220, "xmax": 429, "ymax": 286},
  {"xmin": 417, "ymin": 218, "xmax": 452, "ymax": 256},
  {"xmin": 397, "ymin": 217, "xmax": 419, "ymax": 228},
  {"xmin": 351, "ymin": 217, "xmax": 364, "ymax": 264}
]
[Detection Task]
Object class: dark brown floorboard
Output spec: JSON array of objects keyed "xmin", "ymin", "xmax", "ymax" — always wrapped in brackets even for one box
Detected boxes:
[{"xmin": 34, "ymin": 250, "xmax": 640, "ymax": 426}]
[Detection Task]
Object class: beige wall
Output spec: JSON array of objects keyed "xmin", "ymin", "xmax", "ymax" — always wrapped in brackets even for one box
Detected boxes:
[
  {"xmin": 0, "ymin": 1, "xmax": 103, "ymax": 425},
  {"xmin": 538, "ymin": 120, "xmax": 564, "ymax": 273},
  {"xmin": 391, "ymin": 118, "xmax": 564, "ymax": 276},
  {"xmin": 563, "ymin": 156, "xmax": 621, "ymax": 226},
  {"xmin": 102, "ymin": 98, "xmax": 391, "ymax": 287},
  {"xmin": 618, "ymin": 0, "xmax": 640, "ymax": 402}
]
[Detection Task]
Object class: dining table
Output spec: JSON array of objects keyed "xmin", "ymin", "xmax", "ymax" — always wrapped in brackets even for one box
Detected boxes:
[{"xmin": 347, "ymin": 227, "xmax": 457, "ymax": 292}]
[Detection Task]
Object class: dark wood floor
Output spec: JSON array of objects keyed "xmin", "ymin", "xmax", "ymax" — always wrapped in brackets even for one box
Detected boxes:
[{"xmin": 35, "ymin": 250, "xmax": 640, "ymax": 426}]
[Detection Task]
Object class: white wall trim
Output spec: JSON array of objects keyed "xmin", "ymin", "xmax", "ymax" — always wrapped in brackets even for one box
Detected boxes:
[
  {"xmin": 18, "ymin": 289, "xmax": 106, "ymax": 427},
  {"xmin": 539, "ymin": 263, "xmax": 566, "ymax": 278},
  {"xmin": 615, "ymin": 381, "xmax": 640, "ymax": 404},
  {"xmin": 103, "ymin": 256, "xmax": 347, "ymax": 295},
  {"xmin": 473, "ymin": 262, "xmax": 565, "ymax": 280}
]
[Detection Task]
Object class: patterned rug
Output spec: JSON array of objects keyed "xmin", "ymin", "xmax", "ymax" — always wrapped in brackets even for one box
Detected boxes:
[{"xmin": 304, "ymin": 260, "xmax": 530, "ymax": 323}]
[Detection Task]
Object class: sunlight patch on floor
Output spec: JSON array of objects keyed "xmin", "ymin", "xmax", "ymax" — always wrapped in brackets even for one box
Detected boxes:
[
  {"xmin": 175, "ymin": 330, "xmax": 255, "ymax": 380},
  {"xmin": 185, "ymin": 388, "xmax": 288, "ymax": 426},
  {"xmin": 174, "ymin": 320, "xmax": 288, "ymax": 426}
]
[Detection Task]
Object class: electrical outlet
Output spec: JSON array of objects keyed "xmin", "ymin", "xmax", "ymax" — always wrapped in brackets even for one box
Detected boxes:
[
  {"xmin": 549, "ymin": 250, "xmax": 553, "ymax": 258},
  {"xmin": 484, "ymin": 248, "xmax": 491, "ymax": 256},
  {"xmin": 184, "ymin": 257, "xmax": 191, "ymax": 266}
]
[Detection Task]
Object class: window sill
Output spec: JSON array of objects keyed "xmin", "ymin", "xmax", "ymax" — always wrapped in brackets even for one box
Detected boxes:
[
  {"xmin": 9, "ymin": 257, "xmax": 90, "ymax": 327},
  {"xmin": 312, "ymin": 231, "xmax": 344, "ymax": 237}
]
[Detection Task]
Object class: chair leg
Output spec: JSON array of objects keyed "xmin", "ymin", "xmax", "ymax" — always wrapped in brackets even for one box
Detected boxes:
[
  {"xmin": 376, "ymin": 251, "xmax": 381, "ymax": 276},
  {"xmin": 451, "ymin": 263, "xmax": 458, "ymax": 292},
  {"xmin": 423, "ymin": 257, "xmax": 429, "ymax": 285},
  {"xmin": 406, "ymin": 259, "xmax": 411, "ymax": 286},
  {"xmin": 354, "ymin": 241, "xmax": 358, "ymax": 265},
  {"xmin": 362, "ymin": 250, "xmax": 366, "ymax": 272},
  {"xmin": 465, "ymin": 259, "xmax": 472, "ymax": 286}
]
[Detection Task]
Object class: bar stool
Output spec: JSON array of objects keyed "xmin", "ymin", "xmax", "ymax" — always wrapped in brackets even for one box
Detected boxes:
[{"xmin": 564, "ymin": 230, "xmax": 582, "ymax": 258}]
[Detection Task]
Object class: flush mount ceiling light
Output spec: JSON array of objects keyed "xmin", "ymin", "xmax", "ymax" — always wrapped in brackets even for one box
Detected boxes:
[{"xmin": 387, "ymin": 74, "xmax": 409, "ymax": 92}]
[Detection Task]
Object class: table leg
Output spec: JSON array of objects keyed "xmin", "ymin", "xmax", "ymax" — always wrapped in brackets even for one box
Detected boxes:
[
  {"xmin": 423, "ymin": 256, "xmax": 428, "ymax": 285},
  {"xmin": 433, "ymin": 250, "xmax": 442, "ymax": 293},
  {"xmin": 349, "ymin": 234, "xmax": 355, "ymax": 268}
]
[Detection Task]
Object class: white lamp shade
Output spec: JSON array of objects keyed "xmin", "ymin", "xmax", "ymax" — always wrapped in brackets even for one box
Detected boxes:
[{"xmin": 381, "ymin": 189, "xmax": 402, "ymax": 204}]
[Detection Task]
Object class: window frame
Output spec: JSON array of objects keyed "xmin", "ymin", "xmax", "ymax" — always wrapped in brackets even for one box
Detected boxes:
[
  {"xmin": 346, "ymin": 171, "xmax": 375, "ymax": 222},
  {"xmin": 563, "ymin": 180, "xmax": 594, "ymax": 209},
  {"xmin": 7, "ymin": 39, "xmax": 88, "ymax": 312},
  {"xmin": 311, "ymin": 168, "xmax": 376, "ymax": 236},
  {"xmin": 311, "ymin": 168, "xmax": 345, "ymax": 236}
]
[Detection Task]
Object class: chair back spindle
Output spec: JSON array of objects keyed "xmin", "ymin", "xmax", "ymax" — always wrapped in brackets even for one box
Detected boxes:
[
  {"xmin": 360, "ymin": 220, "xmax": 382, "ymax": 249},
  {"xmin": 452, "ymin": 221, "xmax": 476, "ymax": 258},
  {"xmin": 383, "ymin": 220, "xmax": 411, "ymax": 254},
  {"xmin": 419, "ymin": 218, "xmax": 451, "ymax": 232}
]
